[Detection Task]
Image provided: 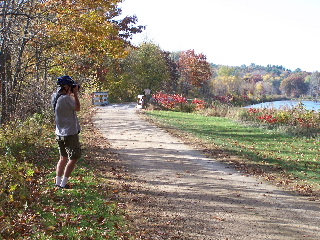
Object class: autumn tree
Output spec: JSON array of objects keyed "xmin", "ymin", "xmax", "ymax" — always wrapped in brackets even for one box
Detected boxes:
[
  {"xmin": 262, "ymin": 74, "xmax": 281, "ymax": 95},
  {"xmin": 178, "ymin": 49, "xmax": 212, "ymax": 97},
  {"xmin": 42, "ymin": 0, "xmax": 144, "ymax": 81},
  {"xmin": 308, "ymin": 71, "xmax": 320, "ymax": 99},
  {"xmin": 0, "ymin": 0, "xmax": 144, "ymax": 123},
  {"xmin": 0, "ymin": 0, "xmax": 49, "ymax": 123},
  {"xmin": 280, "ymin": 72, "xmax": 309, "ymax": 97},
  {"xmin": 162, "ymin": 51, "xmax": 179, "ymax": 93},
  {"xmin": 212, "ymin": 66, "xmax": 242, "ymax": 96}
]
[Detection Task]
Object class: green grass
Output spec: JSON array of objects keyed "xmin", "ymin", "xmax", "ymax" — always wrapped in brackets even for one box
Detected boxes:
[
  {"xmin": 33, "ymin": 161, "xmax": 127, "ymax": 240},
  {"xmin": 146, "ymin": 110, "xmax": 320, "ymax": 191}
]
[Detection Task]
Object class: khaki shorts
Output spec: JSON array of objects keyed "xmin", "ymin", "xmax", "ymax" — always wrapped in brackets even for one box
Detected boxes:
[{"xmin": 56, "ymin": 134, "xmax": 81, "ymax": 160}]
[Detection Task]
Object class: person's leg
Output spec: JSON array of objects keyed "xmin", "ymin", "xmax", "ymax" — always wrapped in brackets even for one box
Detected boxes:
[
  {"xmin": 60, "ymin": 159, "xmax": 78, "ymax": 187},
  {"xmin": 56, "ymin": 136, "xmax": 68, "ymax": 186},
  {"xmin": 63, "ymin": 159, "xmax": 78, "ymax": 177},
  {"xmin": 60, "ymin": 134, "xmax": 81, "ymax": 188},
  {"xmin": 56, "ymin": 156, "xmax": 68, "ymax": 186}
]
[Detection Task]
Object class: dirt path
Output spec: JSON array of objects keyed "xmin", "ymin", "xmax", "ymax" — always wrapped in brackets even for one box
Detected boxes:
[{"xmin": 93, "ymin": 103, "xmax": 320, "ymax": 240}]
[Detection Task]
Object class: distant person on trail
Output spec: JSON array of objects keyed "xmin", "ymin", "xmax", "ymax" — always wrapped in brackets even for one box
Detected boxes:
[{"xmin": 52, "ymin": 75, "xmax": 81, "ymax": 189}]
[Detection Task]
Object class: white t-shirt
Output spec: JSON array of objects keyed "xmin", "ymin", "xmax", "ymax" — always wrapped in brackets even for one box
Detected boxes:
[{"xmin": 53, "ymin": 94, "xmax": 80, "ymax": 136}]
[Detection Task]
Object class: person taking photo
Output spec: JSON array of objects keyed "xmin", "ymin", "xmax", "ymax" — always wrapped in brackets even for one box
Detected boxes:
[{"xmin": 52, "ymin": 75, "xmax": 81, "ymax": 189}]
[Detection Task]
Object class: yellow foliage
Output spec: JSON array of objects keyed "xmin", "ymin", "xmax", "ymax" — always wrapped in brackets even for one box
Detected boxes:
[
  {"xmin": 39, "ymin": 0, "xmax": 129, "ymax": 71},
  {"xmin": 256, "ymin": 82, "xmax": 264, "ymax": 93}
]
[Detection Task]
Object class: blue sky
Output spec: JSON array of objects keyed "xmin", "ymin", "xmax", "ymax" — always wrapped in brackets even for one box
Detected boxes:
[{"xmin": 120, "ymin": 0, "xmax": 320, "ymax": 72}]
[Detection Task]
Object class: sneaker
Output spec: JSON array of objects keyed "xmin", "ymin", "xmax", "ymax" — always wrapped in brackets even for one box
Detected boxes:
[
  {"xmin": 60, "ymin": 184, "xmax": 71, "ymax": 189},
  {"xmin": 54, "ymin": 184, "xmax": 71, "ymax": 189}
]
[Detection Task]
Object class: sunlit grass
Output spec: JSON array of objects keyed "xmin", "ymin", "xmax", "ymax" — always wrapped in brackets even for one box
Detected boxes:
[
  {"xmin": 35, "ymin": 162, "xmax": 126, "ymax": 240},
  {"xmin": 146, "ymin": 110, "xmax": 320, "ymax": 190}
]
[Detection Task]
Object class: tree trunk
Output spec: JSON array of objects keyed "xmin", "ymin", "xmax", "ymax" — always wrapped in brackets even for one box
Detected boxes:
[{"xmin": 0, "ymin": 51, "xmax": 5, "ymax": 124}]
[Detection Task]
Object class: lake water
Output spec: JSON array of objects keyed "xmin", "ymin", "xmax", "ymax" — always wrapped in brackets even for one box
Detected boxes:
[{"xmin": 244, "ymin": 100, "xmax": 320, "ymax": 111}]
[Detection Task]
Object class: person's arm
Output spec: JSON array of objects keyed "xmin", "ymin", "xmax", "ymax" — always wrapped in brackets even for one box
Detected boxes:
[{"xmin": 73, "ymin": 86, "xmax": 80, "ymax": 112}]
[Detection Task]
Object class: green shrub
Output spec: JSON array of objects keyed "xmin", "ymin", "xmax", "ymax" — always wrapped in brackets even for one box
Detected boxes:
[
  {"xmin": 0, "ymin": 112, "xmax": 53, "ymax": 221},
  {"xmin": 175, "ymin": 103, "xmax": 196, "ymax": 113},
  {"xmin": 0, "ymin": 155, "xmax": 32, "ymax": 216}
]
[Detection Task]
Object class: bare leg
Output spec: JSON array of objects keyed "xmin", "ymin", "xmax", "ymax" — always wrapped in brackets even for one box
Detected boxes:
[
  {"xmin": 63, "ymin": 159, "xmax": 78, "ymax": 178},
  {"xmin": 59, "ymin": 159, "xmax": 78, "ymax": 188},
  {"xmin": 56, "ymin": 156, "xmax": 68, "ymax": 177}
]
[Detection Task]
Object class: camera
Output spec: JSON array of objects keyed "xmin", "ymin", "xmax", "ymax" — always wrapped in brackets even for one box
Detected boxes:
[{"xmin": 71, "ymin": 83, "xmax": 81, "ymax": 90}]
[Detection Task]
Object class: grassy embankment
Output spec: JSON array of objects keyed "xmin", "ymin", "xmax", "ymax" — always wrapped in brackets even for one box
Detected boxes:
[
  {"xmin": 146, "ymin": 110, "xmax": 320, "ymax": 196},
  {"xmin": 0, "ymin": 95, "xmax": 134, "ymax": 240}
]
